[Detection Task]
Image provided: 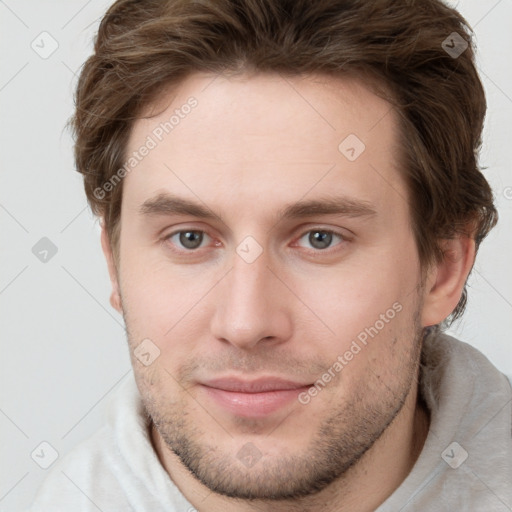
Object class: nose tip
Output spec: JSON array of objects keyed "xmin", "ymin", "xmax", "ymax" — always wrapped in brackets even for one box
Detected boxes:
[{"xmin": 219, "ymin": 325, "xmax": 275, "ymax": 350}]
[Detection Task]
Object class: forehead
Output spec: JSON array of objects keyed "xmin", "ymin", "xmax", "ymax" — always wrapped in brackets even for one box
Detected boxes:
[{"xmin": 122, "ymin": 72, "xmax": 407, "ymax": 222}]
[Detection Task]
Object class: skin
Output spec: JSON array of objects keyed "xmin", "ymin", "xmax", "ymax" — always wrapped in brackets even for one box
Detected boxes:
[{"xmin": 101, "ymin": 72, "xmax": 475, "ymax": 512}]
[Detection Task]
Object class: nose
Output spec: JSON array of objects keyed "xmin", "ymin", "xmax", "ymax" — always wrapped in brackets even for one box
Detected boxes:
[{"xmin": 210, "ymin": 249, "xmax": 293, "ymax": 350}]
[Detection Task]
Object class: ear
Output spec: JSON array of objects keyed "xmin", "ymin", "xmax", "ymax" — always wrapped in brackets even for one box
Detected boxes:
[
  {"xmin": 421, "ymin": 236, "xmax": 476, "ymax": 327},
  {"xmin": 100, "ymin": 219, "xmax": 123, "ymax": 314}
]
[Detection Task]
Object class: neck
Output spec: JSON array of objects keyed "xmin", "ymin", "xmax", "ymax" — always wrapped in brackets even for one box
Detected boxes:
[{"xmin": 150, "ymin": 380, "xmax": 430, "ymax": 512}]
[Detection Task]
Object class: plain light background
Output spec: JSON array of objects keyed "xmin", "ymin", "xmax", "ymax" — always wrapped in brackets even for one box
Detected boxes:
[{"xmin": 0, "ymin": 0, "xmax": 511, "ymax": 510}]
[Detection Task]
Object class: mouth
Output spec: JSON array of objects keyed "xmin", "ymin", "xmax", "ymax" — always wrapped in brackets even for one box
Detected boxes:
[{"xmin": 199, "ymin": 377, "xmax": 312, "ymax": 418}]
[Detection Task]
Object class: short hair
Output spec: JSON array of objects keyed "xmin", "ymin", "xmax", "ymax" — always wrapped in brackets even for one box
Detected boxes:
[{"xmin": 70, "ymin": 0, "xmax": 498, "ymax": 325}]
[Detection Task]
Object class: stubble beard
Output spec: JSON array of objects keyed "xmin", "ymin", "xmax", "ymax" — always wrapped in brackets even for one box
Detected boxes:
[{"xmin": 129, "ymin": 317, "xmax": 425, "ymax": 502}]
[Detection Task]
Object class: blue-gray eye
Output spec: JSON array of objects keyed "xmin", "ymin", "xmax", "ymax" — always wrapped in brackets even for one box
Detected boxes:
[
  {"xmin": 168, "ymin": 230, "xmax": 206, "ymax": 250},
  {"xmin": 298, "ymin": 230, "xmax": 343, "ymax": 250}
]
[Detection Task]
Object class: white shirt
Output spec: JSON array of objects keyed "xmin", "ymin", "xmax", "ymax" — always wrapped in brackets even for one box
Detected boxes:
[{"xmin": 28, "ymin": 333, "xmax": 512, "ymax": 511}]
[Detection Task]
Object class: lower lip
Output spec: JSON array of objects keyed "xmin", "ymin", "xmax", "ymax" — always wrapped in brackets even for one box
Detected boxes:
[{"xmin": 200, "ymin": 385, "xmax": 310, "ymax": 418}]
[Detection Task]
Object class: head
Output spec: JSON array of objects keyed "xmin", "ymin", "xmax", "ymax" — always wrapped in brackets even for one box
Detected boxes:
[{"xmin": 70, "ymin": 0, "xmax": 497, "ymax": 502}]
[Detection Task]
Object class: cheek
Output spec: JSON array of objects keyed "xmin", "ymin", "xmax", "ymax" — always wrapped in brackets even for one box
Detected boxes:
[
  {"xmin": 119, "ymin": 257, "xmax": 214, "ymax": 370},
  {"xmin": 120, "ymin": 245, "xmax": 187, "ymax": 328},
  {"xmin": 287, "ymin": 246, "xmax": 420, "ymax": 368},
  {"xmin": 294, "ymin": 264, "xmax": 410, "ymax": 337}
]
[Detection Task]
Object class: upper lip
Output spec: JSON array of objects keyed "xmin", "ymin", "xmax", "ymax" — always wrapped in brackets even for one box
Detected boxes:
[{"xmin": 201, "ymin": 377, "xmax": 311, "ymax": 393}]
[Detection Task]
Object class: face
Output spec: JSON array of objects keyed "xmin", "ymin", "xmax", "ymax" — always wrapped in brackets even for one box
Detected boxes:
[{"xmin": 108, "ymin": 72, "xmax": 429, "ymax": 500}]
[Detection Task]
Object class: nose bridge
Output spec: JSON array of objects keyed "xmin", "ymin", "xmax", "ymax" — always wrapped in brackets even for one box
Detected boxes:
[
  {"xmin": 232, "ymin": 254, "xmax": 267, "ymax": 310},
  {"xmin": 211, "ymin": 247, "xmax": 291, "ymax": 349}
]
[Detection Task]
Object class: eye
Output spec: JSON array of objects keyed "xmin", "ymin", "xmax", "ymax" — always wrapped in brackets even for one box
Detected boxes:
[
  {"xmin": 164, "ymin": 230, "xmax": 211, "ymax": 251},
  {"xmin": 296, "ymin": 229, "xmax": 346, "ymax": 251}
]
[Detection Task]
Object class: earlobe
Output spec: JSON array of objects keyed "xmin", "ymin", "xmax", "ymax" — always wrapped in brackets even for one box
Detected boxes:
[
  {"xmin": 421, "ymin": 237, "xmax": 476, "ymax": 327},
  {"xmin": 100, "ymin": 220, "xmax": 123, "ymax": 314}
]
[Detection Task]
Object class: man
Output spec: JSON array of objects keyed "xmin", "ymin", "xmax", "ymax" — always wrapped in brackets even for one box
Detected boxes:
[{"xmin": 30, "ymin": 0, "xmax": 511, "ymax": 510}]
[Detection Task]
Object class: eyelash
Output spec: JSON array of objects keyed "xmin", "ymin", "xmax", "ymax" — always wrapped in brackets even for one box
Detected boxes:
[{"xmin": 161, "ymin": 227, "xmax": 348, "ymax": 255}]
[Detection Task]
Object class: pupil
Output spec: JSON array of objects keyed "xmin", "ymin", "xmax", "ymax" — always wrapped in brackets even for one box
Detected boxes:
[
  {"xmin": 309, "ymin": 231, "xmax": 331, "ymax": 249},
  {"xmin": 180, "ymin": 231, "xmax": 202, "ymax": 249}
]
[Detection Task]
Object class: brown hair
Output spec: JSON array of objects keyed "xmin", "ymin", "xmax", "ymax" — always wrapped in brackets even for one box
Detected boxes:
[{"xmin": 70, "ymin": 0, "xmax": 497, "ymax": 325}]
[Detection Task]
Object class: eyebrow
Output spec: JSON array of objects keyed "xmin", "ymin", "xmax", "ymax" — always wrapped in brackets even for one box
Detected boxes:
[{"xmin": 138, "ymin": 192, "xmax": 377, "ymax": 222}]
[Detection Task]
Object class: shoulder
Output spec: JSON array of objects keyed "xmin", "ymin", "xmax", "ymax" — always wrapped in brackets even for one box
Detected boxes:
[
  {"xmin": 28, "ymin": 376, "xmax": 143, "ymax": 511},
  {"xmin": 28, "ymin": 375, "xmax": 190, "ymax": 512},
  {"xmin": 28, "ymin": 424, "xmax": 131, "ymax": 511}
]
